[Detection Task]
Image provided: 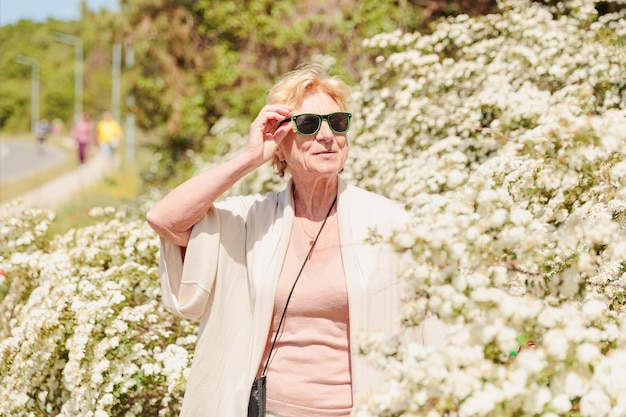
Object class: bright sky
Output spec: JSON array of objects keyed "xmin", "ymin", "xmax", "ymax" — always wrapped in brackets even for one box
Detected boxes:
[{"xmin": 0, "ymin": 0, "xmax": 120, "ymax": 26}]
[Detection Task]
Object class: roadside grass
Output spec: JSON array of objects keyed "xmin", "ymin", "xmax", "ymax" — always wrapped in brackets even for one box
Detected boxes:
[
  {"xmin": 48, "ymin": 153, "xmax": 147, "ymax": 236},
  {"xmin": 1, "ymin": 161, "xmax": 78, "ymax": 203}
]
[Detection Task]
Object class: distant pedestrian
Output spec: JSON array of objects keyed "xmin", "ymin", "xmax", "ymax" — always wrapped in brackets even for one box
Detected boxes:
[
  {"xmin": 96, "ymin": 111, "xmax": 123, "ymax": 163},
  {"xmin": 34, "ymin": 119, "xmax": 52, "ymax": 154},
  {"xmin": 71, "ymin": 112, "xmax": 95, "ymax": 166}
]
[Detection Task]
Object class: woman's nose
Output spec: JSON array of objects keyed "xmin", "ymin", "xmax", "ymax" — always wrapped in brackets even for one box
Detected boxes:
[{"xmin": 315, "ymin": 119, "xmax": 333, "ymax": 140}]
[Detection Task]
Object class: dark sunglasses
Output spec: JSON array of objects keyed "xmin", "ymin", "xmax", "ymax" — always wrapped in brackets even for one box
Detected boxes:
[{"xmin": 275, "ymin": 112, "xmax": 352, "ymax": 136}]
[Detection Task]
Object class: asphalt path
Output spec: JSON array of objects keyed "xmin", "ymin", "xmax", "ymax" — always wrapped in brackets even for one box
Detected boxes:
[
  {"xmin": 1, "ymin": 136, "xmax": 110, "ymax": 216},
  {"xmin": 0, "ymin": 137, "xmax": 70, "ymax": 184}
]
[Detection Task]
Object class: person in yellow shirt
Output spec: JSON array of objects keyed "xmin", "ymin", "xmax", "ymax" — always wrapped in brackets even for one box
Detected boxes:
[{"xmin": 96, "ymin": 111, "xmax": 124, "ymax": 161}]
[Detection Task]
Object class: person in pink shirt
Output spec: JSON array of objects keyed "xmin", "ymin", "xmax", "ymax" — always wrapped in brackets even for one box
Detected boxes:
[
  {"xmin": 147, "ymin": 64, "xmax": 445, "ymax": 417},
  {"xmin": 71, "ymin": 112, "xmax": 95, "ymax": 166}
]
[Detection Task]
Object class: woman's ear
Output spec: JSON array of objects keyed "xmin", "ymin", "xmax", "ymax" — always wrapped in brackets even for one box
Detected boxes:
[{"xmin": 276, "ymin": 155, "xmax": 288, "ymax": 178}]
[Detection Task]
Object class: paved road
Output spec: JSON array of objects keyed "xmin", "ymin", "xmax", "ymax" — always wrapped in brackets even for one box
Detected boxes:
[
  {"xmin": 1, "ymin": 153, "xmax": 110, "ymax": 217},
  {"xmin": 0, "ymin": 135, "xmax": 111, "ymax": 216},
  {"xmin": 0, "ymin": 138, "xmax": 70, "ymax": 184}
]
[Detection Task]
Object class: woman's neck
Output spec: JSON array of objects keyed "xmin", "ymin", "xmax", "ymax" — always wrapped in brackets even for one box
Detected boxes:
[{"xmin": 292, "ymin": 177, "xmax": 338, "ymax": 221}]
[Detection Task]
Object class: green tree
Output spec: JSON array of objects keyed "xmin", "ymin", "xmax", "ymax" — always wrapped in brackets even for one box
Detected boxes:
[
  {"xmin": 0, "ymin": 10, "xmax": 126, "ymax": 133},
  {"xmin": 117, "ymin": 0, "xmax": 468, "ymax": 184}
]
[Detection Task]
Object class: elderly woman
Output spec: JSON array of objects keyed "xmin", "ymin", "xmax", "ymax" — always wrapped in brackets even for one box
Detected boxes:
[{"xmin": 147, "ymin": 64, "xmax": 442, "ymax": 417}]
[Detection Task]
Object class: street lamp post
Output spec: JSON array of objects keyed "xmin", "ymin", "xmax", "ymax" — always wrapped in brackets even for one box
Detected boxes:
[
  {"xmin": 54, "ymin": 32, "xmax": 83, "ymax": 122},
  {"xmin": 125, "ymin": 42, "xmax": 135, "ymax": 161},
  {"xmin": 15, "ymin": 55, "xmax": 40, "ymax": 134},
  {"xmin": 112, "ymin": 43, "xmax": 122, "ymax": 123}
]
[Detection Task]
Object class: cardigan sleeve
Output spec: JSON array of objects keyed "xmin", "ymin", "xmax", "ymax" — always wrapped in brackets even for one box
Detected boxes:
[
  {"xmin": 159, "ymin": 208, "xmax": 221, "ymax": 319},
  {"xmin": 158, "ymin": 196, "xmax": 258, "ymax": 320}
]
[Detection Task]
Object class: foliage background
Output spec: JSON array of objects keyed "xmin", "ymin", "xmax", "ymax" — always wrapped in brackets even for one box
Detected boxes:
[
  {"xmin": 2, "ymin": 0, "xmax": 626, "ymax": 416},
  {"xmin": 1, "ymin": 0, "xmax": 496, "ymax": 174}
]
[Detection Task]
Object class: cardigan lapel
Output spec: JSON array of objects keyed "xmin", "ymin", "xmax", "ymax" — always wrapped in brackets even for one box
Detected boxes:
[{"xmin": 246, "ymin": 182, "xmax": 295, "ymax": 380}]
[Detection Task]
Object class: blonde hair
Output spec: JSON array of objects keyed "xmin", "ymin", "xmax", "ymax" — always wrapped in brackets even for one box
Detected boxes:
[{"xmin": 267, "ymin": 63, "xmax": 351, "ymax": 175}]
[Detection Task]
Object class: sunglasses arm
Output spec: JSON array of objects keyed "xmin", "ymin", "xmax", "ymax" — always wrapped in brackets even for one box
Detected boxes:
[{"xmin": 271, "ymin": 117, "xmax": 293, "ymax": 135}]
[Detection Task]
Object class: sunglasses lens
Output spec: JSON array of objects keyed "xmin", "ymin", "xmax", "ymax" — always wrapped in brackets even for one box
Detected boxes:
[
  {"xmin": 328, "ymin": 113, "xmax": 350, "ymax": 133},
  {"xmin": 294, "ymin": 115, "xmax": 321, "ymax": 135}
]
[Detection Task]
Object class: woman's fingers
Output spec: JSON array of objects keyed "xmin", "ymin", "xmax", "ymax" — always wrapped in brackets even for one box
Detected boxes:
[
  {"xmin": 246, "ymin": 105, "xmax": 292, "ymax": 162},
  {"xmin": 252, "ymin": 105, "xmax": 291, "ymax": 135}
]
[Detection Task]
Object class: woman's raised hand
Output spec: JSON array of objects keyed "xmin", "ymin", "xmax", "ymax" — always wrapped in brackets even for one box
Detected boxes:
[
  {"xmin": 245, "ymin": 105, "xmax": 292, "ymax": 166},
  {"xmin": 147, "ymin": 106, "xmax": 292, "ymax": 248}
]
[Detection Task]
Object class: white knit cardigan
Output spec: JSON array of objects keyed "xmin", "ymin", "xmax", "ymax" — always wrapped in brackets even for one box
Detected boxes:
[{"xmin": 159, "ymin": 178, "xmax": 444, "ymax": 417}]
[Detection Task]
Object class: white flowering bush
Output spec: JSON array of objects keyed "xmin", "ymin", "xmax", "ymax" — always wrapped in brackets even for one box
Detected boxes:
[
  {"xmin": 0, "ymin": 204, "xmax": 197, "ymax": 417},
  {"xmin": 340, "ymin": 0, "xmax": 626, "ymax": 415},
  {"xmin": 153, "ymin": 0, "xmax": 626, "ymax": 415},
  {"xmin": 2, "ymin": 0, "xmax": 626, "ymax": 415}
]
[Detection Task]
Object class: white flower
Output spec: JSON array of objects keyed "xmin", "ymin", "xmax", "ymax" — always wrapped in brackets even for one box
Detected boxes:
[
  {"xmin": 593, "ymin": 351, "xmax": 626, "ymax": 400},
  {"xmin": 582, "ymin": 297, "xmax": 606, "ymax": 321},
  {"xmin": 537, "ymin": 306, "xmax": 563, "ymax": 328},
  {"xmin": 99, "ymin": 393, "xmax": 114, "ymax": 406},
  {"xmin": 605, "ymin": 241, "xmax": 626, "ymax": 263},
  {"xmin": 447, "ymin": 169, "xmax": 467, "ymax": 188},
  {"xmin": 515, "ymin": 349, "xmax": 547, "ymax": 376},
  {"xmin": 458, "ymin": 387, "xmax": 498, "ymax": 416},
  {"xmin": 579, "ymin": 390, "xmax": 612, "ymax": 417},
  {"xmin": 510, "ymin": 207, "xmax": 533, "ymax": 226},
  {"xmin": 610, "ymin": 161, "xmax": 626, "ymax": 183},
  {"xmin": 576, "ymin": 343, "xmax": 601, "ymax": 366},
  {"xmin": 565, "ymin": 371, "xmax": 589, "ymax": 398},
  {"xmin": 550, "ymin": 393, "xmax": 572, "ymax": 413},
  {"xmin": 523, "ymin": 386, "xmax": 552, "ymax": 415}
]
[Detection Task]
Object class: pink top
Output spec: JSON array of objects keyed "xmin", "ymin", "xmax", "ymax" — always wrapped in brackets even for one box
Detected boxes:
[
  {"xmin": 72, "ymin": 118, "xmax": 94, "ymax": 144},
  {"xmin": 261, "ymin": 213, "xmax": 352, "ymax": 417}
]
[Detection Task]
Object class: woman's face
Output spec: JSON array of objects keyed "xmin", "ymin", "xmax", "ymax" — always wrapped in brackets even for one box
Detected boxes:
[{"xmin": 277, "ymin": 90, "xmax": 349, "ymax": 180}]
